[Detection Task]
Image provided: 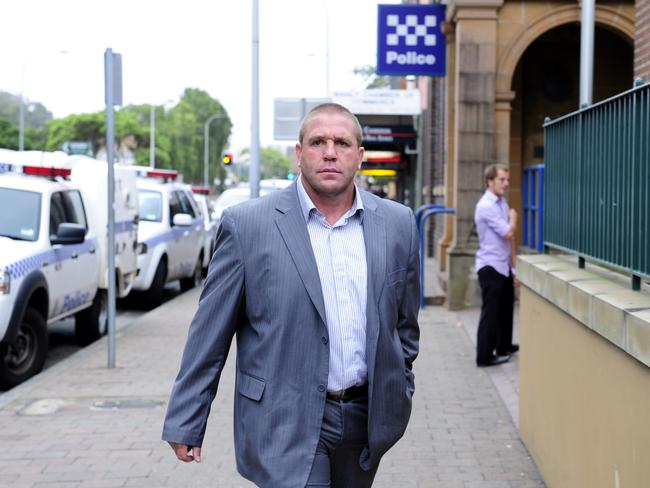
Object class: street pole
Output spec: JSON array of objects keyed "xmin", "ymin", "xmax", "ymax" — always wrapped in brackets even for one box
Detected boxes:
[
  {"xmin": 18, "ymin": 93, "xmax": 25, "ymax": 151},
  {"xmin": 204, "ymin": 113, "xmax": 227, "ymax": 187},
  {"xmin": 104, "ymin": 48, "xmax": 122, "ymax": 369},
  {"xmin": 250, "ymin": 0, "xmax": 261, "ymax": 198},
  {"xmin": 580, "ymin": 0, "xmax": 595, "ymax": 107},
  {"xmin": 150, "ymin": 106, "xmax": 155, "ymax": 168}
]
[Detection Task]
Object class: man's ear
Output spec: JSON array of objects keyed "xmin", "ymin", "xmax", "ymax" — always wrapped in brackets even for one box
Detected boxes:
[
  {"xmin": 296, "ymin": 143, "xmax": 302, "ymax": 168},
  {"xmin": 358, "ymin": 146, "xmax": 365, "ymax": 169}
]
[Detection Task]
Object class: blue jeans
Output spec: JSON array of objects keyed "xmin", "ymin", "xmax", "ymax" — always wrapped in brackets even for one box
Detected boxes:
[{"xmin": 305, "ymin": 395, "xmax": 378, "ymax": 487}]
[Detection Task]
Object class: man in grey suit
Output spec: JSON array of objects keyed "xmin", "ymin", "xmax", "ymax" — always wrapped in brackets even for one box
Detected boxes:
[{"xmin": 162, "ymin": 103, "xmax": 420, "ymax": 487}]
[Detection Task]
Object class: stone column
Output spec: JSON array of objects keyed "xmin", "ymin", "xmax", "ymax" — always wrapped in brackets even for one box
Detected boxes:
[
  {"xmin": 446, "ymin": 0, "xmax": 503, "ymax": 309},
  {"xmin": 495, "ymin": 90, "xmax": 521, "ymax": 229}
]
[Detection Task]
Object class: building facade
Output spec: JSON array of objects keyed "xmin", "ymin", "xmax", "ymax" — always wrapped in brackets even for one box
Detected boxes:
[{"xmin": 422, "ymin": 0, "xmax": 636, "ymax": 308}]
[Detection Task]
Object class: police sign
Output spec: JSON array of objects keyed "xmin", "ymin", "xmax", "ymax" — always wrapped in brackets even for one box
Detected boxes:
[{"xmin": 376, "ymin": 4, "xmax": 446, "ymax": 77}]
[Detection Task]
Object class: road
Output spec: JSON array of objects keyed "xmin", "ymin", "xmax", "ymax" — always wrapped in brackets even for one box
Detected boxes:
[{"xmin": 0, "ymin": 283, "xmax": 187, "ymax": 397}]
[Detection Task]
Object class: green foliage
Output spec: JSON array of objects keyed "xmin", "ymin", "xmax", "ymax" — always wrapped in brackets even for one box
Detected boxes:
[
  {"xmin": 0, "ymin": 117, "xmax": 18, "ymax": 149},
  {"xmin": 260, "ymin": 147, "xmax": 293, "ymax": 179},
  {"xmin": 122, "ymin": 89, "xmax": 232, "ymax": 184},
  {"xmin": 45, "ymin": 111, "xmax": 146, "ymax": 155},
  {"xmin": 239, "ymin": 146, "xmax": 294, "ymax": 180},
  {"xmin": 0, "ymin": 88, "xmax": 232, "ymax": 186},
  {"xmin": 0, "ymin": 91, "xmax": 53, "ymax": 128},
  {"xmin": 353, "ymin": 65, "xmax": 391, "ymax": 89}
]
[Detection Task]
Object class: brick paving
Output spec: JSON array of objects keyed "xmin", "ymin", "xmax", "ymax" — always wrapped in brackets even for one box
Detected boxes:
[{"xmin": 0, "ymin": 288, "xmax": 544, "ymax": 487}]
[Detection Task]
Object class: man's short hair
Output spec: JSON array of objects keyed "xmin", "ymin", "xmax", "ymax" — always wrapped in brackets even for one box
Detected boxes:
[
  {"xmin": 298, "ymin": 103, "xmax": 363, "ymax": 147},
  {"xmin": 484, "ymin": 164, "xmax": 509, "ymax": 185}
]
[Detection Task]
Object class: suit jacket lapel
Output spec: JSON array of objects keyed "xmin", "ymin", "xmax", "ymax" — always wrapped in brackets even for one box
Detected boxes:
[{"xmin": 274, "ymin": 184, "xmax": 328, "ymax": 327}]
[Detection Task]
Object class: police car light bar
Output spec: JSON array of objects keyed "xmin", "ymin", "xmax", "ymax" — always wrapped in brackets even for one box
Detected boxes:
[
  {"xmin": 146, "ymin": 169, "xmax": 178, "ymax": 180},
  {"xmin": 22, "ymin": 165, "xmax": 71, "ymax": 178},
  {"xmin": 191, "ymin": 186, "xmax": 210, "ymax": 195}
]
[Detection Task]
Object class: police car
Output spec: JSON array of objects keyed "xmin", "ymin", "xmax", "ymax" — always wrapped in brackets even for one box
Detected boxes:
[
  {"xmin": 131, "ymin": 168, "xmax": 204, "ymax": 307},
  {"xmin": 191, "ymin": 186, "xmax": 219, "ymax": 276},
  {"xmin": 0, "ymin": 162, "xmax": 102, "ymax": 388}
]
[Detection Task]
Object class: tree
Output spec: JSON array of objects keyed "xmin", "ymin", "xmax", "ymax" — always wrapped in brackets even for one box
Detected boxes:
[
  {"xmin": 45, "ymin": 111, "xmax": 146, "ymax": 155},
  {"xmin": 0, "ymin": 117, "xmax": 18, "ymax": 149},
  {"xmin": 353, "ymin": 65, "xmax": 392, "ymax": 89},
  {"xmin": 123, "ymin": 89, "xmax": 232, "ymax": 184},
  {"xmin": 239, "ymin": 146, "xmax": 293, "ymax": 180},
  {"xmin": 0, "ymin": 91, "xmax": 53, "ymax": 129}
]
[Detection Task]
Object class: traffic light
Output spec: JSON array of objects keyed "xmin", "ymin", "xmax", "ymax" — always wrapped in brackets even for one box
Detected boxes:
[{"xmin": 222, "ymin": 153, "xmax": 233, "ymax": 165}]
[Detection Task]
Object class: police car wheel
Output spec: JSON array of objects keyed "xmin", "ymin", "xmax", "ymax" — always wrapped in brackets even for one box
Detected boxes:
[
  {"xmin": 75, "ymin": 290, "xmax": 108, "ymax": 346},
  {"xmin": 180, "ymin": 257, "xmax": 202, "ymax": 292},
  {"xmin": 146, "ymin": 260, "xmax": 167, "ymax": 308},
  {"xmin": 0, "ymin": 307, "xmax": 47, "ymax": 389}
]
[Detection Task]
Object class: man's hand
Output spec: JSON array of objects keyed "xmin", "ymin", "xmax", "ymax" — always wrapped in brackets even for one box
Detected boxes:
[
  {"xmin": 169, "ymin": 442, "xmax": 202, "ymax": 463},
  {"xmin": 508, "ymin": 208, "xmax": 518, "ymax": 223},
  {"xmin": 513, "ymin": 276, "xmax": 520, "ymax": 288}
]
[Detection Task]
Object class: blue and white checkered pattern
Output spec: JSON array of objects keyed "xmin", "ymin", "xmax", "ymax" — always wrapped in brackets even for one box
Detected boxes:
[
  {"xmin": 385, "ymin": 14, "xmax": 437, "ymax": 47},
  {"xmin": 3, "ymin": 238, "xmax": 97, "ymax": 280}
]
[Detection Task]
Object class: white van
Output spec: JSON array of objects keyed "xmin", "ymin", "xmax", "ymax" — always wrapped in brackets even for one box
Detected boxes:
[
  {"xmin": 0, "ymin": 150, "xmax": 140, "ymax": 300},
  {"xmin": 67, "ymin": 156, "xmax": 139, "ymax": 298}
]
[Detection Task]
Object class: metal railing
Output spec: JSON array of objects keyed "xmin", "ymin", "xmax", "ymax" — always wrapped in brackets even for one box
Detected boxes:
[
  {"xmin": 522, "ymin": 164, "xmax": 545, "ymax": 253},
  {"xmin": 416, "ymin": 204, "xmax": 455, "ymax": 308},
  {"xmin": 543, "ymin": 81, "xmax": 650, "ymax": 289}
]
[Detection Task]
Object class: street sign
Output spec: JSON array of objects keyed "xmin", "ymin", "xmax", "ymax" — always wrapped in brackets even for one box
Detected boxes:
[
  {"xmin": 376, "ymin": 4, "xmax": 446, "ymax": 77},
  {"xmin": 332, "ymin": 89, "xmax": 420, "ymax": 115},
  {"xmin": 274, "ymin": 98, "xmax": 330, "ymax": 141}
]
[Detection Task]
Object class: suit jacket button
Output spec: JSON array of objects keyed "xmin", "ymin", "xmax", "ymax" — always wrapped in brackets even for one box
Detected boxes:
[
  {"xmin": 321, "ymin": 336, "xmax": 328, "ymax": 344},
  {"xmin": 318, "ymin": 384, "xmax": 326, "ymax": 392}
]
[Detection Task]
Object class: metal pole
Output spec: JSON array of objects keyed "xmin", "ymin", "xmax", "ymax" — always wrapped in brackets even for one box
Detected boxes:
[
  {"xmin": 104, "ymin": 48, "xmax": 117, "ymax": 369},
  {"xmin": 250, "ymin": 0, "xmax": 261, "ymax": 198},
  {"xmin": 204, "ymin": 113, "xmax": 226, "ymax": 188},
  {"xmin": 324, "ymin": 2, "xmax": 330, "ymax": 96},
  {"xmin": 18, "ymin": 94, "xmax": 25, "ymax": 151},
  {"xmin": 150, "ymin": 106, "xmax": 155, "ymax": 168},
  {"xmin": 204, "ymin": 117, "xmax": 210, "ymax": 187},
  {"xmin": 580, "ymin": 0, "xmax": 595, "ymax": 107}
]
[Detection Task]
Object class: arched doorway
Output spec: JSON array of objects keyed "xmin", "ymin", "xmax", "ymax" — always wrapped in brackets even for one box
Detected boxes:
[{"xmin": 509, "ymin": 23, "xmax": 633, "ymax": 241}]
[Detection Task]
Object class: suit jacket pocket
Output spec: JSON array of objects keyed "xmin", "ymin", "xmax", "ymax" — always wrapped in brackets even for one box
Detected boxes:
[
  {"xmin": 387, "ymin": 267, "xmax": 407, "ymax": 298},
  {"xmin": 237, "ymin": 372, "xmax": 266, "ymax": 402}
]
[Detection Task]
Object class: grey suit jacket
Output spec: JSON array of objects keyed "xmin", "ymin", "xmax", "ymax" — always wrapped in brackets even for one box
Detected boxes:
[{"xmin": 162, "ymin": 182, "xmax": 420, "ymax": 487}]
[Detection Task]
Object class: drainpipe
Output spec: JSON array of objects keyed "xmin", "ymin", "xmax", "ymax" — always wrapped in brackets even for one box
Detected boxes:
[{"xmin": 580, "ymin": 0, "xmax": 595, "ymax": 107}]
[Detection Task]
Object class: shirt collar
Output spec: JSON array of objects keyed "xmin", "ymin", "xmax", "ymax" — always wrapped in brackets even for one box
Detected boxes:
[
  {"xmin": 484, "ymin": 189, "xmax": 502, "ymax": 204},
  {"xmin": 296, "ymin": 174, "xmax": 364, "ymax": 223}
]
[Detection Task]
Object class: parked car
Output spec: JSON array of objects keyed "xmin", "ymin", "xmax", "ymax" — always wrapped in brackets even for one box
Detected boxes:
[
  {"xmin": 213, "ymin": 180, "xmax": 292, "ymax": 223},
  {"xmin": 129, "ymin": 168, "xmax": 204, "ymax": 307},
  {"xmin": 191, "ymin": 186, "xmax": 219, "ymax": 276},
  {"xmin": 0, "ymin": 160, "xmax": 102, "ymax": 388}
]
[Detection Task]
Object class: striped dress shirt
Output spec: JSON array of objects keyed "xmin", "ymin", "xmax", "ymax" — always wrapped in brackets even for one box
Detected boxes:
[{"xmin": 296, "ymin": 178, "xmax": 368, "ymax": 391}]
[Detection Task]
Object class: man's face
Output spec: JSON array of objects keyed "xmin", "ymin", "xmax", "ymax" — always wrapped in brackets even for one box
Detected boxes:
[
  {"xmin": 295, "ymin": 112, "xmax": 364, "ymax": 199},
  {"xmin": 488, "ymin": 169, "xmax": 510, "ymax": 197}
]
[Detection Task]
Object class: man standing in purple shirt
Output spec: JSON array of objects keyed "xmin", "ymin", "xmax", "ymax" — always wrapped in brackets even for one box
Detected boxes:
[{"xmin": 474, "ymin": 164, "xmax": 519, "ymax": 367}]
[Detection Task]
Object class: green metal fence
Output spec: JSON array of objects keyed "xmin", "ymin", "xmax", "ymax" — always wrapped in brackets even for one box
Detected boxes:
[{"xmin": 543, "ymin": 82, "xmax": 650, "ymax": 289}]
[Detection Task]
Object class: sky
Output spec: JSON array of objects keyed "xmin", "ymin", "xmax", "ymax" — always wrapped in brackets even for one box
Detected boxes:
[{"xmin": 0, "ymin": 0, "xmax": 400, "ymax": 153}]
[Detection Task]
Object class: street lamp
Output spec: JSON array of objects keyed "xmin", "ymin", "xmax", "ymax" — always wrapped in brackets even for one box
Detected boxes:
[{"xmin": 204, "ymin": 113, "xmax": 228, "ymax": 187}]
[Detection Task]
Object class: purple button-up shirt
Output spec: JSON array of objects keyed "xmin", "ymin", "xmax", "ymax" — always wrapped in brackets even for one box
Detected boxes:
[{"xmin": 475, "ymin": 190, "xmax": 512, "ymax": 277}]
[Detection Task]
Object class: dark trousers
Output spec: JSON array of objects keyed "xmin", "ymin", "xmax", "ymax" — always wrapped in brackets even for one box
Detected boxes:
[
  {"xmin": 477, "ymin": 266, "xmax": 514, "ymax": 362},
  {"xmin": 305, "ymin": 395, "xmax": 378, "ymax": 487}
]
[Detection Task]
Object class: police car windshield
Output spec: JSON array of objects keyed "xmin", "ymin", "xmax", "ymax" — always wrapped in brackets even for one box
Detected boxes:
[
  {"xmin": 138, "ymin": 190, "xmax": 163, "ymax": 222},
  {"xmin": 0, "ymin": 188, "xmax": 41, "ymax": 241}
]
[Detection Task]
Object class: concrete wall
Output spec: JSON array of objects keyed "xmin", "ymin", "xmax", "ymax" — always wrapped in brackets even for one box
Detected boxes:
[{"xmin": 518, "ymin": 255, "xmax": 650, "ymax": 488}]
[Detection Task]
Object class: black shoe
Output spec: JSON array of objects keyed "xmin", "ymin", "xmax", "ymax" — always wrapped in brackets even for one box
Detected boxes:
[
  {"xmin": 477, "ymin": 354, "xmax": 511, "ymax": 367},
  {"xmin": 497, "ymin": 344, "xmax": 519, "ymax": 355}
]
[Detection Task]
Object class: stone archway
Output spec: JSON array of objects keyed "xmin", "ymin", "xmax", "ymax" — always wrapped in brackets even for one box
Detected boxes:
[{"xmin": 494, "ymin": 5, "xmax": 635, "ymax": 243}]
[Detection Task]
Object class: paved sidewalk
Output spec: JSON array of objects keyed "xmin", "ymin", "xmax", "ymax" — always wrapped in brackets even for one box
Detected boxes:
[{"xmin": 0, "ymin": 288, "xmax": 544, "ymax": 487}]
